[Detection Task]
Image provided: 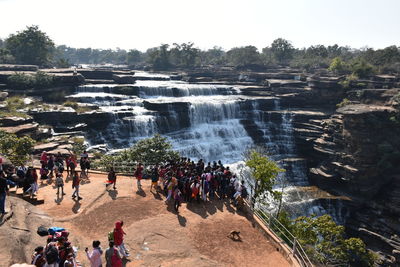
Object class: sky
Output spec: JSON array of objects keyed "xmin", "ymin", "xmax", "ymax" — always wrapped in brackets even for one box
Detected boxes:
[{"xmin": 0, "ymin": 0, "xmax": 399, "ymax": 51}]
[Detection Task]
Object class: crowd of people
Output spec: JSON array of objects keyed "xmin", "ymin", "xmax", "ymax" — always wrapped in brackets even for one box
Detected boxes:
[
  {"xmin": 29, "ymin": 221, "xmax": 129, "ymax": 267},
  {"xmin": 1, "ymin": 152, "xmax": 250, "ymax": 267},
  {"xmin": 109, "ymin": 158, "xmax": 249, "ymax": 213}
]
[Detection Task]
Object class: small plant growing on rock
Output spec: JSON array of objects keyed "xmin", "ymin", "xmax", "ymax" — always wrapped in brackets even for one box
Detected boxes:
[{"xmin": 336, "ymin": 98, "xmax": 351, "ymax": 108}]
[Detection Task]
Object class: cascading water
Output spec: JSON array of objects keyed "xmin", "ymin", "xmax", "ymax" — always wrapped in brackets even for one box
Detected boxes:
[{"xmin": 67, "ymin": 73, "xmax": 347, "ymax": 223}]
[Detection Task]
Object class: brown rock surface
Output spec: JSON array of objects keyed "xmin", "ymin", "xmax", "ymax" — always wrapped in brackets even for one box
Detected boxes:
[{"xmin": 9, "ymin": 172, "xmax": 291, "ymax": 267}]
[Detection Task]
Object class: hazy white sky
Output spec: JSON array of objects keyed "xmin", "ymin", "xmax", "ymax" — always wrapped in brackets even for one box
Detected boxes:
[{"xmin": 0, "ymin": 0, "xmax": 399, "ymax": 51}]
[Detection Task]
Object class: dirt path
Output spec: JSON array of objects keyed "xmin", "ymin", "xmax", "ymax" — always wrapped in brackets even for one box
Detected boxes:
[{"xmin": 31, "ymin": 172, "xmax": 291, "ymax": 267}]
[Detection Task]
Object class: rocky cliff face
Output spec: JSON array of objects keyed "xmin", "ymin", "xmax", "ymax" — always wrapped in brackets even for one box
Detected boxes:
[{"xmin": 298, "ymin": 88, "xmax": 400, "ymax": 264}]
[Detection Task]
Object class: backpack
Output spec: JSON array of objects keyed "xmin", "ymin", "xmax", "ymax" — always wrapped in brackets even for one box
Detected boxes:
[
  {"xmin": 37, "ymin": 226, "xmax": 49, "ymax": 237},
  {"xmin": 108, "ymin": 231, "xmax": 114, "ymax": 242},
  {"xmin": 45, "ymin": 244, "xmax": 59, "ymax": 264}
]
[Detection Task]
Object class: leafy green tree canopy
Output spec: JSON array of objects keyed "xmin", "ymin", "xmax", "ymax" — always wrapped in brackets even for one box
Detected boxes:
[
  {"xmin": 226, "ymin": 45, "xmax": 261, "ymax": 67},
  {"xmin": 0, "ymin": 131, "xmax": 35, "ymax": 165},
  {"xmin": 291, "ymin": 214, "xmax": 376, "ymax": 266},
  {"xmin": 328, "ymin": 57, "xmax": 349, "ymax": 75},
  {"xmin": 245, "ymin": 150, "xmax": 285, "ymax": 201},
  {"xmin": 270, "ymin": 38, "xmax": 294, "ymax": 64},
  {"xmin": 97, "ymin": 134, "xmax": 180, "ymax": 169},
  {"xmin": 5, "ymin": 25, "xmax": 55, "ymax": 66}
]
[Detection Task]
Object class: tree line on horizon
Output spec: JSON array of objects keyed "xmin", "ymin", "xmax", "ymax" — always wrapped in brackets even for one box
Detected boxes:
[{"xmin": 0, "ymin": 25, "xmax": 399, "ymax": 75}]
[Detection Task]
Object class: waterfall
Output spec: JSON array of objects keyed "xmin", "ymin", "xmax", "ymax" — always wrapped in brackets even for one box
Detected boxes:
[{"xmin": 70, "ymin": 73, "xmax": 346, "ymax": 223}]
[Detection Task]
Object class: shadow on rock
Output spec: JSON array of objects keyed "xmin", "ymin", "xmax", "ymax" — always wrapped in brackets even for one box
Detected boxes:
[
  {"xmin": 150, "ymin": 191, "xmax": 162, "ymax": 201},
  {"xmin": 72, "ymin": 199, "xmax": 81, "ymax": 214},
  {"xmin": 108, "ymin": 189, "xmax": 118, "ymax": 200},
  {"xmin": 55, "ymin": 194, "xmax": 64, "ymax": 205},
  {"xmin": 177, "ymin": 214, "xmax": 187, "ymax": 227},
  {"xmin": 136, "ymin": 189, "xmax": 146, "ymax": 197}
]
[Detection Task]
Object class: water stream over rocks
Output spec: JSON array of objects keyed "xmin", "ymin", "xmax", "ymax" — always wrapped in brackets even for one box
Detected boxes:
[{"xmin": 66, "ymin": 73, "xmax": 348, "ymax": 222}]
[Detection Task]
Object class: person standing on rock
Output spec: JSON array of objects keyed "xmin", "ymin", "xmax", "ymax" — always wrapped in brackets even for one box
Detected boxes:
[
  {"xmin": 134, "ymin": 163, "xmax": 143, "ymax": 190},
  {"xmin": 105, "ymin": 241, "xmax": 122, "ymax": 267},
  {"xmin": 0, "ymin": 172, "xmax": 9, "ymax": 214},
  {"xmin": 107, "ymin": 167, "xmax": 117, "ymax": 190},
  {"xmin": 86, "ymin": 240, "xmax": 103, "ymax": 267},
  {"xmin": 25, "ymin": 167, "xmax": 39, "ymax": 198},
  {"xmin": 56, "ymin": 172, "xmax": 65, "ymax": 197},
  {"xmin": 71, "ymin": 171, "xmax": 82, "ymax": 201},
  {"xmin": 173, "ymin": 185, "xmax": 182, "ymax": 212},
  {"xmin": 113, "ymin": 221, "xmax": 129, "ymax": 258},
  {"xmin": 150, "ymin": 165, "xmax": 159, "ymax": 192}
]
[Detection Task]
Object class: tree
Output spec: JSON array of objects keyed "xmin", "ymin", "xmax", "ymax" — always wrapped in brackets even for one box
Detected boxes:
[
  {"xmin": 0, "ymin": 131, "xmax": 35, "ymax": 165},
  {"xmin": 226, "ymin": 46, "xmax": 261, "ymax": 67},
  {"xmin": 169, "ymin": 42, "xmax": 199, "ymax": 68},
  {"xmin": 0, "ymin": 48, "xmax": 15, "ymax": 64},
  {"xmin": 291, "ymin": 215, "xmax": 376, "ymax": 266},
  {"xmin": 126, "ymin": 49, "xmax": 143, "ymax": 66},
  {"xmin": 245, "ymin": 150, "xmax": 285, "ymax": 202},
  {"xmin": 328, "ymin": 57, "xmax": 349, "ymax": 75},
  {"xmin": 99, "ymin": 134, "xmax": 180, "ymax": 168},
  {"xmin": 5, "ymin": 25, "xmax": 55, "ymax": 66},
  {"xmin": 198, "ymin": 46, "xmax": 226, "ymax": 66},
  {"xmin": 350, "ymin": 59, "xmax": 375, "ymax": 78},
  {"xmin": 146, "ymin": 44, "xmax": 171, "ymax": 70},
  {"xmin": 270, "ymin": 38, "xmax": 294, "ymax": 64}
]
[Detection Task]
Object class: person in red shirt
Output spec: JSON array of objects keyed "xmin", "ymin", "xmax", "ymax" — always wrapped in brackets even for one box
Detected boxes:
[
  {"xmin": 71, "ymin": 171, "xmax": 82, "ymax": 200},
  {"xmin": 134, "ymin": 163, "xmax": 143, "ymax": 190},
  {"xmin": 113, "ymin": 221, "xmax": 129, "ymax": 258}
]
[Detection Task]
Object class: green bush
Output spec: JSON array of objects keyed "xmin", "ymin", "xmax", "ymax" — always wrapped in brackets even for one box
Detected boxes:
[
  {"xmin": 7, "ymin": 72, "xmax": 35, "ymax": 89},
  {"xmin": 7, "ymin": 71, "xmax": 55, "ymax": 90},
  {"xmin": 63, "ymin": 100, "xmax": 79, "ymax": 109},
  {"xmin": 34, "ymin": 71, "xmax": 55, "ymax": 88},
  {"xmin": 0, "ymin": 130, "xmax": 35, "ymax": 165},
  {"xmin": 94, "ymin": 134, "xmax": 180, "ymax": 170}
]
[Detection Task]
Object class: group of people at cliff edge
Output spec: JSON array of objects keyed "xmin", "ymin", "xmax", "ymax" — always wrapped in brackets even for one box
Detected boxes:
[{"xmin": 107, "ymin": 157, "xmax": 249, "ymax": 213}]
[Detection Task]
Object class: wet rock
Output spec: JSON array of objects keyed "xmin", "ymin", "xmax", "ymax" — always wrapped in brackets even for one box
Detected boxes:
[
  {"xmin": 112, "ymin": 74, "xmax": 136, "ymax": 84},
  {"xmin": 77, "ymin": 69, "xmax": 114, "ymax": 80},
  {"xmin": 0, "ymin": 116, "xmax": 33, "ymax": 127}
]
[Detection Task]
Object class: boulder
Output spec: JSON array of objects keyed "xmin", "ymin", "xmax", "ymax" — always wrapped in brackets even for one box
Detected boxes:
[
  {"xmin": 0, "ymin": 123, "xmax": 38, "ymax": 136},
  {"xmin": 0, "ymin": 116, "xmax": 33, "ymax": 127},
  {"xmin": 33, "ymin": 142, "xmax": 60, "ymax": 153},
  {"xmin": 0, "ymin": 91, "xmax": 8, "ymax": 101},
  {"xmin": 112, "ymin": 74, "xmax": 136, "ymax": 84}
]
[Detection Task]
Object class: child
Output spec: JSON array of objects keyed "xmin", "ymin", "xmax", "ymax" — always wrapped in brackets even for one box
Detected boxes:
[
  {"xmin": 56, "ymin": 172, "xmax": 65, "ymax": 197},
  {"xmin": 173, "ymin": 186, "xmax": 182, "ymax": 212}
]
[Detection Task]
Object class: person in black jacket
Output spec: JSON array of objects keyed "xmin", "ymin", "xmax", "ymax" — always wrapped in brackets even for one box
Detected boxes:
[{"xmin": 0, "ymin": 172, "xmax": 9, "ymax": 214}]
